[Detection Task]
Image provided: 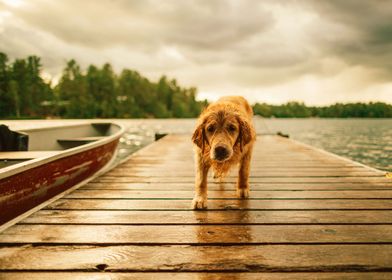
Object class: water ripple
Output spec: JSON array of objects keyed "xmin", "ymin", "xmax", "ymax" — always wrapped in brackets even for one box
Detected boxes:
[{"xmin": 114, "ymin": 118, "xmax": 392, "ymax": 172}]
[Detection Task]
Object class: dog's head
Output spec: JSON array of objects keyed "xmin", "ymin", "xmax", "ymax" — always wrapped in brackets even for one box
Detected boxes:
[{"xmin": 192, "ymin": 106, "xmax": 253, "ymax": 162}]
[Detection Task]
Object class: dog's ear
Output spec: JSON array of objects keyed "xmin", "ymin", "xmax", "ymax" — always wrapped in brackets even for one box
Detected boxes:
[
  {"xmin": 236, "ymin": 116, "xmax": 253, "ymax": 151},
  {"xmin": 192, "ymin": 120, "xmax": 207, "ymax": 151}
]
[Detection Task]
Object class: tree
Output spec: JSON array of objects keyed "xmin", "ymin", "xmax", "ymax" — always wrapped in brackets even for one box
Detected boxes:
[
  {"xmin": 0, "ymin": 53, "xmax": 12, "ymax": 117},
  {"xmin": 56, "ymin": 60, "xmax": 91, "ymax": 118}
]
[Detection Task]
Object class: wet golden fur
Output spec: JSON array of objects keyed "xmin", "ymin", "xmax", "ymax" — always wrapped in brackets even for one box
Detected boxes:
[{"xmin": 191, "ymin": 96, "xmax": 256, "ymax": 209}]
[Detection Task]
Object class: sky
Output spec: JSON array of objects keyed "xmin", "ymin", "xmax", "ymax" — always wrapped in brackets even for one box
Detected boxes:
[{"xmin": 0, "ymin": 0, "xmax": 391, "ymax": 105}]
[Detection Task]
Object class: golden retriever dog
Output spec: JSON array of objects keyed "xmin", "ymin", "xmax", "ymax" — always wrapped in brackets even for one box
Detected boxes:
[{"xmin": 191, "ymin": 96, "xmax": 256, "ymax": 209}]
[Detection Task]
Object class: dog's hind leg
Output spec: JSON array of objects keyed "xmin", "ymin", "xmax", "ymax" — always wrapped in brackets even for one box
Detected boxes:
[{"xmin": 236, "ymin": 146, "xmax": 252, "ymax": 198}]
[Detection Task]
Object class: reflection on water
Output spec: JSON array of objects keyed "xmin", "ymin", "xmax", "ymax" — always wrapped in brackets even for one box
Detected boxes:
[
  {"xmin": 115, "ymin": 123, "xmax": 155, "ymax": 162},
  {"xmin": 264, "ymin": 118, "xmax": 392, "ymax": 171},
  {"xmin": 115, "ymin": 118, "xmax": 392, "ymax": 171},
  {"xmin": 193, "ymin": 207, "xmax": 253, "ymax": 240},
  {"xmin": 193, "ymin": 198, "xmax": 252, "ymax": 278}
]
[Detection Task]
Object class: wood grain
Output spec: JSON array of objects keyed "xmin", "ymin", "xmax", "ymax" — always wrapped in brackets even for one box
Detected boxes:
[
  {"xmin": 82, "ymin": 182, "xmax": 392, "ymax": 191},
  {"xmin": 105, "ymin": 170, "xmax": 381, "ymax": 177},
  {"xmin": 0, "ymin": 245, "xmax": 392, "ymax": 271},
  {"xmin": 21, "ymin": 210, "xmax": 392, "ymax": 225},
  {"xmin": 2, "ymin": 224, "xmax": 392, "ymax": 244},
  {"xmin": 66, "ymin": 189, "xmax": 392, "ymax": 199},
  {"xmin": 93, "ymin": 177, "xmax": 390, "ymax": 183},
  {"xmin": 45, "ymin": 198, "xmax": 392, "ymax": 210},
  {"xmin": 1, "ymin": 272, "xmax": 391, "ymax": 280}
]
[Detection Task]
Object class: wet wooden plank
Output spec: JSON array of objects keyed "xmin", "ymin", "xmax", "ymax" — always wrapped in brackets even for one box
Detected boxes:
[
  {"xmin": 110, "ymin": 170, "xmax": 378, "ymax": 177},
  {"xmin": 67, "ymin": 189, "xmax": 392, "ymax": 199},
  {"xmin": 126, "ymin": 149, "xmax": 344, "ymax": 156},
  {"xmin": 1, "ymin": 272, "xmax": 391, "ymax": 280},
  {"xmin": 121, "ymin": 161, "xmax": 363, "ymax": 168},
  {"xmin": 0, "ymin": 245, "xmax": 391, "ymax": 271},
  {"xmin": 116, "ymin": 165, "xmax": 368, "ymax": 170},
  {"xmin": 105, "ymin": 170, "xmax": 382, "ymax": 178},
  {"xmin": 107, "ymin": 163, "xmax": 379, "ymax": 173},
  {"xmin": 21, "ymin": 210, "xmax": 392, "ymax": 224},
  {"xmin": 82, "ymin": 182, "xmax": 392, "ymax": 191},
  {"xmin": 121, "ymin": 156, "xmax": 365, "ymax": 163},
  {"xmin": 45, "ymin": 198, "xmax": 392, "ymax": 210},
  {"xmin": 2, "ymin": 224, "xmax": 392, "ymax": 244},
  {"xmin": 94, "ymin": 176, "xmax": 390, "ymax": 183},
  {"xmin": 110, "ymin": 171, "xmax": 385, "ymax": 176}
]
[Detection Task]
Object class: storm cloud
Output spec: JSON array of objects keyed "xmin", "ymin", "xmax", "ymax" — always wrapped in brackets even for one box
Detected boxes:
[{"xmin": 1, "ymin": 0, "xmax": 391, "ymax": 105}]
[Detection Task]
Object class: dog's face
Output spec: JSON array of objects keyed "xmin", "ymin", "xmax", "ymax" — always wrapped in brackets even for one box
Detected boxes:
[
  {"xmin": 192, "ymin": 109, "xmax": 252, "ymax": 162},
  {"xmin": 204, "ymin": 112, "xmax": 239, "ymax": 161}
]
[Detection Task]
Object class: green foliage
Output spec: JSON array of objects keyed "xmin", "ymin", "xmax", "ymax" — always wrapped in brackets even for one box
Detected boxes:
[
  {"xmin": 0, "ymin": 52, "xmax": 206, "ymax": 119},
  {"xmin": 0, "ymin": 53, "xmax": 51, "ymax": 118},
  {"xmin": 253, "ymin": 101, "xmax": 392, "ymax": 118},
  {"xmin": 0, "ymin": 53, "xmax": 12, "ymax": 117}
]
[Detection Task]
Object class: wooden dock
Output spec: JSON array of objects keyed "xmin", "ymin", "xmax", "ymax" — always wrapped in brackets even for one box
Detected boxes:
[{"xmin": 1, "ymin": 134, "xmax": 392, "ymax": 279}]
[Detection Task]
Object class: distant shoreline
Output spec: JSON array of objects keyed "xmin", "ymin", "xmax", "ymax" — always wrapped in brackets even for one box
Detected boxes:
[{"xmin": 2, "ymin": 116, "xmax": 392, "ymax": 121}]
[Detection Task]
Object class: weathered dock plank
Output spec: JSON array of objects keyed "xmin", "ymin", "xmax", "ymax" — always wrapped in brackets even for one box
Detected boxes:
[
  {"xmin": 1, "ymin": 272, "xmax": 391, "ymax": 280},
  {"xmin": 0, "ymin": 134, "xmax": 391, "ymax": 279},
  {"xmin": 0, "ymin": 245, "xmax": 392, "ymax": 271},
  {"xmin": 45, "ymin": 198, "xmax": 392, "ymax": 210},
  {"xmin": 65, "ymin": 189, "xmax": 392, "ymax": 199},
  {"xmin": 20, "ymin": 209, "xmax": 392, "ymax": 224},
  {"xmin": 95, "ymin": 176, "xmax": 390, "ymax": 183},
  {"xmin": 83, "ymin": 182, "xmax": 392, "ymax": 190},
  {"xmin": 2, "ymin": 224, "xmax": 392, "ymax": 244}
]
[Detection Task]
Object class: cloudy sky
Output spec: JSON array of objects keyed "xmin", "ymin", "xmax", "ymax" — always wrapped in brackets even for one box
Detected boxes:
[{"xmin": 1, "ymin": 0, "xmax": 391, "ymax": 105}]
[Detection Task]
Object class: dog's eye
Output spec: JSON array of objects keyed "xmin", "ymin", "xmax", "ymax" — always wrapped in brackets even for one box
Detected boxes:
[
  {"xmin": 207, "ymin": 125, "xmax": 215, "ymax": 133},
  {"xmin": 228, "ymin": 124, "xmax": 236, "ymax": 132}
]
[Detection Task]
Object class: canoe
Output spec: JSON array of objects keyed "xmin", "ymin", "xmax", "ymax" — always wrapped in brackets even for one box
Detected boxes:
[{"xmin": 0, "ymin": 122, "xmax": 125, "ymax": 225}]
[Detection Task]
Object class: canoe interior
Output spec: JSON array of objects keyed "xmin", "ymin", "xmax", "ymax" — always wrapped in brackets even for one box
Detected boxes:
[
  {"xmin": 0, "ymin": 159, "xmax": 26, "ymax": 168},
  {"xmin": 0, "ymin": 123, "xmax": 121, "ymax": 163},
  {"xmin": 23, "ymin": 123, "xmax": 119, "ymax": 151}
]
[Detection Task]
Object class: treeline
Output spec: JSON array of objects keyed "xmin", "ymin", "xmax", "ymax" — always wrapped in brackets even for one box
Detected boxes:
[
  {"xmin": 1, "ymin": 53, "xmax": 392, "ymax": 119},
  {"xmin": 0, "ymin": 52, "xmax": 207, "ymax": 119},
  {"xmin": 253, "ymin": 101, "xmax": 392, "ymax": 118}
]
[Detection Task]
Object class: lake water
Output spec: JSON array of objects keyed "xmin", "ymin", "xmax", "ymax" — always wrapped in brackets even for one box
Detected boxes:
[
  {"xmin": 2, "ymin": 118, "xmax": 391, "ymax": 172},
  {"xmin": 115, "ymin": 118, "xmax": 392, "ymax": 172}
]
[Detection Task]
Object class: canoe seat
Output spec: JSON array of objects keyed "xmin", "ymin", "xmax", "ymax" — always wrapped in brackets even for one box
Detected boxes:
[
  {"xmin": 57, "ymin": 136, "xmax": 106, "ymax": 143},
  {"xmin": 57, "ymin": 136, "xmax": 107, "ymax": 149},
  {"xmin": 0, "ymin": 151, "xmax": 60, "ymax": 160}
]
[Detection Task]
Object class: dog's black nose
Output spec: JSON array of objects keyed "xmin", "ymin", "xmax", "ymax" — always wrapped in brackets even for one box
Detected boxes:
[{"xmin": 214, "ymin": 146, "xmax": 229, "ymax": 161}]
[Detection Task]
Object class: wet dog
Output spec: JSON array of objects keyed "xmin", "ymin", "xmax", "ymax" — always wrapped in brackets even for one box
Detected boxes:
[{"xmin": 191, "ymin": 96, "xmax": 256, "ymax": 209}]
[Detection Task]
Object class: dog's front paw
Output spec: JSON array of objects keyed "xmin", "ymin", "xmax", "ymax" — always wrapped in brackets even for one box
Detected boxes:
[
  {"xmin": 237, "ymin": 188, "xmax": 250, "ymax": 198},
  {"xmin": 192, "ymin": 196, "xmax": 207, "ymax": 210}
]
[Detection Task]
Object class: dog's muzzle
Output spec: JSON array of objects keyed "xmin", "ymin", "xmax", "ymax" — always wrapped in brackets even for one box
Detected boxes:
[{"xmin": 213, "ymin": 145, "xmax": 230, "ymax": 161}]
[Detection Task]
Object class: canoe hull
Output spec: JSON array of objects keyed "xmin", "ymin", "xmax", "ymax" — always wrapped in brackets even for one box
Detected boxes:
[{"xmin": 0, "ymin": 139, "xmax": 119, "ymax": 224}]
